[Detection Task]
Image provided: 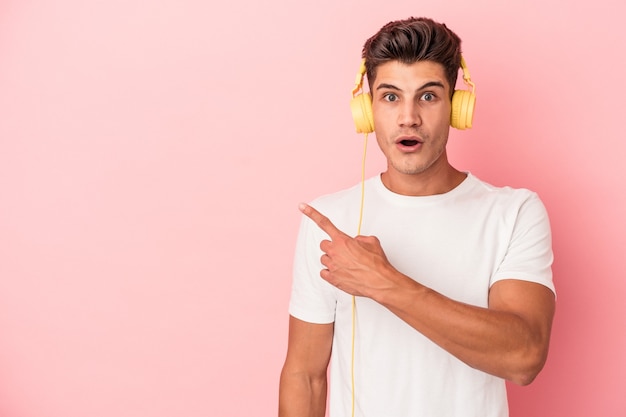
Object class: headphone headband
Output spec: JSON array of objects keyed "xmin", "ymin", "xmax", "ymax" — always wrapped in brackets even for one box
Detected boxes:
[
  {"xmin": 352, "ymin": 59, "xmax": 367, "ymax": 97},
  {"xmin": 460, "ymin": 56, "xmax": 475, "ymax": 93}
]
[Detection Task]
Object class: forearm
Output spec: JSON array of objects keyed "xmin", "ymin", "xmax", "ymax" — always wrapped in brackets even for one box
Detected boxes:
[
  {"xmin": 372, "ymin": 270, "xmax": 554, "ymax": 385},
  {"xmin": 278, "ymin": 371, "xmax": 327, "ymax": 417}
]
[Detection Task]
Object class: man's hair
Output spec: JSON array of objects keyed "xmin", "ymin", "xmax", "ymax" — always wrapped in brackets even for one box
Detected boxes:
[{"xmin": 362, "ymin": 17, "xmax": 462, "ymax": 96}]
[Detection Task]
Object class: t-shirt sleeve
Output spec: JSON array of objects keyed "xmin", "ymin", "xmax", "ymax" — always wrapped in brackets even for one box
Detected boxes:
[
  {"xmin": 491, "ymin": 192, "xmax": 556, "ymax": 295},
  {"xmin": 288, "ymin": 215, "xmax": 338, "ymax": 324}
]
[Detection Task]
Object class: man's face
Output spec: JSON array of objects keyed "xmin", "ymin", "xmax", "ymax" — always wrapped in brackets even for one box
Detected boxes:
[{"xmin": 371, "ymin": 60, "xmax": 452, "ymax": 181}]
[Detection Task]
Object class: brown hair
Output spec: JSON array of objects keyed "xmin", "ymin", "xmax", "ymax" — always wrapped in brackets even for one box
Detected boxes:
[{"xmin": 362, "ymin": 17, "xmax": 462, "ymax": 97}]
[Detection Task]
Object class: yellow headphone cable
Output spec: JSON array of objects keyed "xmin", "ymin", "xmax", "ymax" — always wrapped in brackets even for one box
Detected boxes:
[{"xmin": 351, "ymin": 131, "xmax": 368, "ymax": 417}]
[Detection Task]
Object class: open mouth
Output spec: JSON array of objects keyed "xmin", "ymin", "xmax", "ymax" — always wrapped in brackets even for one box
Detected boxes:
[{"xmin": 400, "ymin": 139, "xmax": 419, "ymax": 146}]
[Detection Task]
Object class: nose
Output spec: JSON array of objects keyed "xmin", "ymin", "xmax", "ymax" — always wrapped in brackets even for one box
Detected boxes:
[{"xmin": 397, "ymin": 100, "xmax": 421, "ymax": 128}]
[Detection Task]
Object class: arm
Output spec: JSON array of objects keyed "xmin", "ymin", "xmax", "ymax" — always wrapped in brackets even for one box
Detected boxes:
[
  {"xmin": 279, "ymin": 316, "xmax": 334, "ymax": 417},
  {"xmin": 299, "ymin": 203, "xmax": 555, "ymax": 386},
  {"xmin": 374, "ymin": 273, "xmax": 555, "ymax": 385}
]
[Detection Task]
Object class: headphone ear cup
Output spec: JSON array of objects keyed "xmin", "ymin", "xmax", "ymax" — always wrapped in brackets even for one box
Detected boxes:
[
  {"xmin": 450, "ymin": 89, "xmax": 476, "ymax": 130},
  {"xmin": 350, "ymin": 92, "xmax": 374, "ymax": 134}
]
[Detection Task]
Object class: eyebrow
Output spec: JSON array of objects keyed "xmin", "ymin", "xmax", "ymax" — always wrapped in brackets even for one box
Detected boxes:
[{"xmin": 376, "ymin": 81, "xmax": 446, "ymax": 91}]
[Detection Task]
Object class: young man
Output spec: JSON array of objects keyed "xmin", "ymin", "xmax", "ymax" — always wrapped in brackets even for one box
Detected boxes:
[{"xmin": 279, "ymin": 17, "xmax": 555, "ymax": 417}]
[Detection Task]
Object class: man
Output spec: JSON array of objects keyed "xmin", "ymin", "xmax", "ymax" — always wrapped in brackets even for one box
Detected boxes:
[{"xmin": 279, "ymin": 17, "xmax": 555, "ymax": 417}]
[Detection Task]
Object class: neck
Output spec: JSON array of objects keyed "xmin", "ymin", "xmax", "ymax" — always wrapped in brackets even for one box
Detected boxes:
[{"xmin": 380, "ymin": 164, "xmax": 467, "ymax": 196}]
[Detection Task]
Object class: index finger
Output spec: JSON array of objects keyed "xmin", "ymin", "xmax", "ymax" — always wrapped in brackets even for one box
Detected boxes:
[{"xmin": 299, "ymin": 203, "xmax": 345, "ymax": 239}]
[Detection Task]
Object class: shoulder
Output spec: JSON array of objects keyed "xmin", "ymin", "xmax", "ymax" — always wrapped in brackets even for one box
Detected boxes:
[
  {"xmin": 467, "ymin": 174, "xmax": 546, "ymax": 210},
  {"xmin": 305, "ymin": 177, "xmax": 377, "ymax": 235},
  {"xmin": 309, "ymin": 179, "xmax": 367, "ymax": 209}
]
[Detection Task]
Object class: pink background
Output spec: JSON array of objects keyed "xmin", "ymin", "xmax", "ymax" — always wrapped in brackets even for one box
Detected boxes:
[{"xmin": 1, "ymin": 0, "xmax": 624, "ymax": 416}]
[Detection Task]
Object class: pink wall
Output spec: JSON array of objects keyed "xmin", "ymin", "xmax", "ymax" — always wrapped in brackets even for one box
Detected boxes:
[{"xmin": 1, "ymin": 0, "xmax": 624, "ymax": 416}]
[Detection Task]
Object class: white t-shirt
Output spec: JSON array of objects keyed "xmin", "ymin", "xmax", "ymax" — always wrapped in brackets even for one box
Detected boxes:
[{"xmin": 289, "ymin": 173, "xmax": 554, "ymax": 417}]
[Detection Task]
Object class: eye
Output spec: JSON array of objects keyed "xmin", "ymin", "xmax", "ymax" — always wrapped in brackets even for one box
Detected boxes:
[
  {"xmin": 421, "ymin": 92, "xmax": 436, "ymax": 102},
  {"xmin": 383, "ymin": 93, "xmax": 398, "ymax": 102}
]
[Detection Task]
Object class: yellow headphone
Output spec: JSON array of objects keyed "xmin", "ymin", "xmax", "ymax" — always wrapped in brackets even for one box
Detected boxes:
[{"xmin": 350, "ymin": 56, "xmax": 476, "ymax": 132}]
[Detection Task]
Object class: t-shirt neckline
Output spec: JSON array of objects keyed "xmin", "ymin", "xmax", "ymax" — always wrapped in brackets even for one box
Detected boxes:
[{"xmin": 372, "ymin": 172, "xmax": 475, "ymax": 205}]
